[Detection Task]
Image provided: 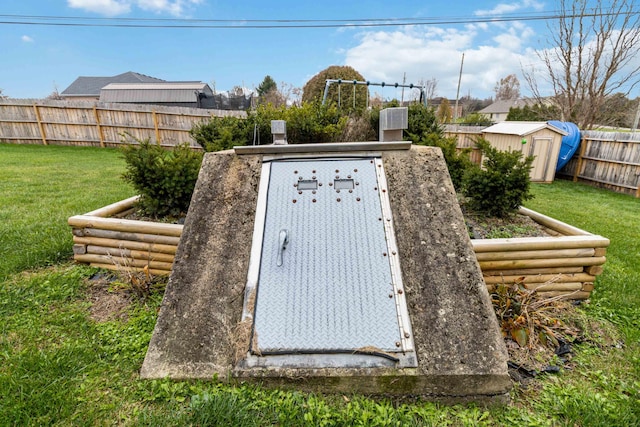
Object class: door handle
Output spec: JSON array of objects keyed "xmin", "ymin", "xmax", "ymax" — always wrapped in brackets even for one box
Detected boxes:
[{"xmin": 277, "ymin": 229, "xmax": 289, "ymax": 267}]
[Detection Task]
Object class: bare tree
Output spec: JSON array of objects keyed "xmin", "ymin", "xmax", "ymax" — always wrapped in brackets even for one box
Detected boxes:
[
  {"xmin": 277, "ymin": 81, "xmax": 302, "ymax": 106},
  {"xmin": 46, "ymin": 90, "xmax": 64, "ymax": 100},
  {"xmin": 418, "ymin": 77, "xmax": 438, "ymax": 102},
  {"xmin": 494, "ymin": 74, "xmax": 521, "ymax": 100},
  {"xmin": 0, "ymin": 88, "xmax": 7, "ymax": 99},
  {"xmin": 524, "ymin": 0, "xmax": 640, "ymax": 129}
]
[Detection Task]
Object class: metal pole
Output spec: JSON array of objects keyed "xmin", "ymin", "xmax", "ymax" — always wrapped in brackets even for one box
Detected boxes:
[
  {"xmin": 322, "ymin": 80, "xmax": 331, "ymax": 105},
  {"xmin": 454, "ymin": 52, "xmax": 464, "ymax": 122}
]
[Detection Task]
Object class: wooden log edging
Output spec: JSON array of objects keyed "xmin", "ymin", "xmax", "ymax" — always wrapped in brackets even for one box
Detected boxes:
[
  {"xmin": 472, "ymin": 206, "xmax": 609, "ymax": 300},
  {"xmin": 68, "ymin": 196, "xmax": 183, "ymax": 276},
  {"xmin": 68, "ymin": 199, "xmax": 609, "ymax": 299}
]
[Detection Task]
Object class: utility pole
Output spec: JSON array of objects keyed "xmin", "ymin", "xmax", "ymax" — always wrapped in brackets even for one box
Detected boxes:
[
  {"xmin": 454, "ymin": 53, "xmax": 465, "ymax": 123},
  {"xmin": 401, "ymin": 72, "xmax": 406, "ymax": 105}
]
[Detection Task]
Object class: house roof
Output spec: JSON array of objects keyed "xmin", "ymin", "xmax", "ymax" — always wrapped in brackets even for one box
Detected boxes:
[
  {"xmin": 478, "ymin": 98, "xmax": 544, "ymax": 115},
  {"xmin": 482, "ymin": 121, "xmax": 568, "ymax": 136},
  {"xmin": 61, "ymin": 72, "xmax": 166, "ymax": 97},
  {"xmin": 99, "ymin": 82, "xmax": 213, "ymax": 103}
]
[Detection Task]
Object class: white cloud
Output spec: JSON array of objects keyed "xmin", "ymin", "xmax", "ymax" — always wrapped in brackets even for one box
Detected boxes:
[
  {"xmin": 343, "ymin": 22, "xmax": 536, "ymax": 99},
  {"xmin": 67, "ymin": 0, "xmax": 202, "ymax": 16},
  {"xmin": 137, "ymin": 0, "xmax": 203, "ymax": 16},
  {"xmin": 21, "ymin": 35, "xmax": 34, "ymax": 43},
  {"xmin": 67, "ymin": 0, "xmax": 131, "ymax": 16},
  {"xmin": 475, "ymin": 0, "xmax": 544, "ymax": 16}
]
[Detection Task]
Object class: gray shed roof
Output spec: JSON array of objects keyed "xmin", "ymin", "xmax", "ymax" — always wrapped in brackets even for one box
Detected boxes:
[
  {"xmin": 482, "ymin": 121, "xmax": 568, "ymax": 136},
  {"xmin": 61, "ymin": 72, "xmax": 166, "ymax": 97},
  {"xmin": 99, "ymin": 82, "xmax": 213, "ymax": 103}
]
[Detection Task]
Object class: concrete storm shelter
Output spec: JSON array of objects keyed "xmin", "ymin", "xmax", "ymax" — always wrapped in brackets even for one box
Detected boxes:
[{"xmin": 141, "ymin": 141, "xmax": 511, "ymax": 402}]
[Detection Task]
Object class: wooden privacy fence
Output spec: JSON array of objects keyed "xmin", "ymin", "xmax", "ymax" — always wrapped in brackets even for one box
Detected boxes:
[
  {"xmin": 447, "ymin": 126, "xmax": 640, "ymax": 197},
  {"xmin": 444, "ymin": 125, "xmax": 484, "ymax": 164},
  {"xmin": 558, "ymin": 131, "xmax": 640, "ymax": 198},
  {"xmin": 0, "ymin": 99, "xmax": 245, "ymax": 148}
]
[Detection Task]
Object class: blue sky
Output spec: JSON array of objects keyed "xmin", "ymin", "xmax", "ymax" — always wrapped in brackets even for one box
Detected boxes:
[{"xmin": 0, "ymin": 0, "xmax": 636, "ymax": 100}]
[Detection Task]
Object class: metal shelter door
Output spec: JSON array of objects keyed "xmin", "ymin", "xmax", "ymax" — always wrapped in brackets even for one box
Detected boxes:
[{"xmin": 252, "ymin": 158, "xmax": 405, "ymax": 355}]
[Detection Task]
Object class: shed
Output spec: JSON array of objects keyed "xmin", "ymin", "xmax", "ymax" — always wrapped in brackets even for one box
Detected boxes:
[
  {"xmin": 99, "ymin": 82, "xmax": 213, "ymax": 107},
  {"xmin": 481, "ymin": 122, "xmax": 567, "ymax": 183}
]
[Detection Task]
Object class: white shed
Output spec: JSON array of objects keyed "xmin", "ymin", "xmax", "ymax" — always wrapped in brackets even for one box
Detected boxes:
[{"xmin": 482, "ymin": 121, "xmax": 567, "ymax": 183}]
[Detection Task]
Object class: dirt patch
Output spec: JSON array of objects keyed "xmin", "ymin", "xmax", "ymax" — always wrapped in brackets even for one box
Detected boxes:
[
  {"xmin": 122, "ymin": 209, "xmax": 186, "ymax": 225},
  {"xmin": 85, "ymin": 272, "xmax": 132, "ymax": 323},
  {"xmin": 460, "ymin": 200, "xmax": 552, "ymax": 239}
]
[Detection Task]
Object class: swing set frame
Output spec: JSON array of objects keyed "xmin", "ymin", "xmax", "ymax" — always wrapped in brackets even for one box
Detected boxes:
[{"xmin": 321, "ymin": 79, "xmax": 428, "ymax": 108}]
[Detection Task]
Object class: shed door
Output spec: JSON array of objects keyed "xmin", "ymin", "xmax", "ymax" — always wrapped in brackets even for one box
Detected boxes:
[
  {"xmin": 529, "ymin": 137, "xmax": 553, "ymax": 182},
  {"xmin": 251, "ymin": 158, "xmax": 409, "ymax": 357}
]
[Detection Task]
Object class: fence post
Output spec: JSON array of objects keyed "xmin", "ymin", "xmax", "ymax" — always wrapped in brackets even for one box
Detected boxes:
[
  {"xmin": 573, "ymin": 136, "xmax": 587, "ymax": 182},
  {"xmin": 152, "ymin": 110, "xmax": 161, "ymax": 144},
  {"xmin": 93, "ymin": 105, "xmax": 105, "ymax": 148},
  {"xmin": 32, "ymin": 104, "xmax": 47, "ymax": 145}
]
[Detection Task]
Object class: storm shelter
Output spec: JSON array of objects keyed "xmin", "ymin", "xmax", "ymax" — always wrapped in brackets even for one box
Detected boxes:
[
  {"xmin": 243, "ymin": 155, "xmax": 416, "ymax": 368},
  {"xmin": 141, "ymin": 142, "xmax": 511, "ymax": 402}
]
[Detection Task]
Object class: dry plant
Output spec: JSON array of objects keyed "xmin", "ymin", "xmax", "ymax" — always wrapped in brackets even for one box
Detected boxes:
[
  {"xmin": 106, "ymin": 250, "xmax": 164, "ymax": 300},
  {"xmin": 491, "ymin": 277, "xmax": 580, "ymax": 349}
]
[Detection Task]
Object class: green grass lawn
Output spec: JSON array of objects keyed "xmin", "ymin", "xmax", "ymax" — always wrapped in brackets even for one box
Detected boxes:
[
  {"xmin": 0, "ymin": 144, "xmax": 135, "ymax": 280},
  {"xmin": 1, "ymin": 143, "xmax": 638, "ymax": 425}
]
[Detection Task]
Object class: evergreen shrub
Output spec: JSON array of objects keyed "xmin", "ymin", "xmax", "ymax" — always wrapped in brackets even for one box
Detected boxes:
[
  {"xmin": 121, "ymin": 138, "xmax": 203, "ymax": 218},
  {"xmin": 462, "ymin": 138, "xmax": 534, "ymax": 217}
]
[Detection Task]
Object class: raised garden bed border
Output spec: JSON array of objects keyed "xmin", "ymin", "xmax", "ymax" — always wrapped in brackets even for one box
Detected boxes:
[{"xmin": 68, "ymin": 198, "xmax": 609, "ymax": 299}]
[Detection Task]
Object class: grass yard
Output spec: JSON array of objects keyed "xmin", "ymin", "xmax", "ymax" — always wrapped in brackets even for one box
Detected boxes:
[{"xmin": 0, "ymin": 143, "xmax": 638, "ymax": 425}]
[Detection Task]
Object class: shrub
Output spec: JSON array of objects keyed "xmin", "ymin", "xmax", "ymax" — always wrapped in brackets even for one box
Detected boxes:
[
  {"xmin": 121, "ymin": 138, "xmax": 203, "ymax": 218},
  {"xmin": 190, "ymin": 116, "xmax": 250, "ymax": 152},
  {"xmin": 404, "ymin": 104, "xmax": 472, "ymax": 190},
  {"xmin": 462, "ymin": 138, "xmax": 534, "ymax": 217},
  {"xmin": 191, "ymin": 102, "xmax": 347, "ymax": 148},
  {"xmin": 283, "ymin": 101, "xmax": 347, "ymax": 143},
  {"xmin": 406, "ymin": 103, "xmax": 442, "ymax": 138}
]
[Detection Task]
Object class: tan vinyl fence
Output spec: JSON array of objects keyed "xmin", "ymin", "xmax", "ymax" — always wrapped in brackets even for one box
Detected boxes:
[{"xmin": 0, "ymin": 99, "xmax": 245, "ymax": 148}]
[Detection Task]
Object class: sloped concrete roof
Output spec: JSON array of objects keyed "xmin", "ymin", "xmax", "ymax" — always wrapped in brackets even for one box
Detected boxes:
[{"xmin": 141, "ymin": 144, "xmax": 511, "ymax": 403}]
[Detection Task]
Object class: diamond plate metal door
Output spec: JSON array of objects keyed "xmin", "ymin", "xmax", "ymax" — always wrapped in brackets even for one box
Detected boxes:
[{"xmin": 252, "ymin": 158, "xmax": 407, "ymax": 355}]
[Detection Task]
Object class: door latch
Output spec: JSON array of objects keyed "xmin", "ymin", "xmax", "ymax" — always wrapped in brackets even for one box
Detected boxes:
[{"xmin": 277, "ymin": 229, "xmax": 289, "ymax": 267}]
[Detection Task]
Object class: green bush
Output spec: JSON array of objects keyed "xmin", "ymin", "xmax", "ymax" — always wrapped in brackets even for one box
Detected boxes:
[
  {"xmin": 283, "ymin": 101, "xmax": 347, "ymax": 143},
  {"xmin": 190, "ymin": 116, "xmax": 250, "ymax": 152},
  {"xmin": 191, "ymin": 102, "xmax": 347, "ymax": 149},
  {"xmin": 121, "ymin": 138, "xmax": 203, "ymax": 218},
  {"xmin": 462, "ymin": 138, "xmax": 534, "ymax": 217},
  {"xmin": 403, "ymin": 103, "xmax": 472, "ymax": 190},
  {"xmin": 406, "ymin": 103, "xmax": 443, "ymax": 138}
]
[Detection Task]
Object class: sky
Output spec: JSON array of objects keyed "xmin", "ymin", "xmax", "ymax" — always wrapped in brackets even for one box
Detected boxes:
[{"xmin": 0, "ymin": 0, "xmax": 637, "ymax": 101}]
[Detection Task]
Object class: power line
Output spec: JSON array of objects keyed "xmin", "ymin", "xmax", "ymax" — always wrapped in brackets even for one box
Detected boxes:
[{"xmin": 0, "ymin": 10, "xmax": 633, "ymax": 29}]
